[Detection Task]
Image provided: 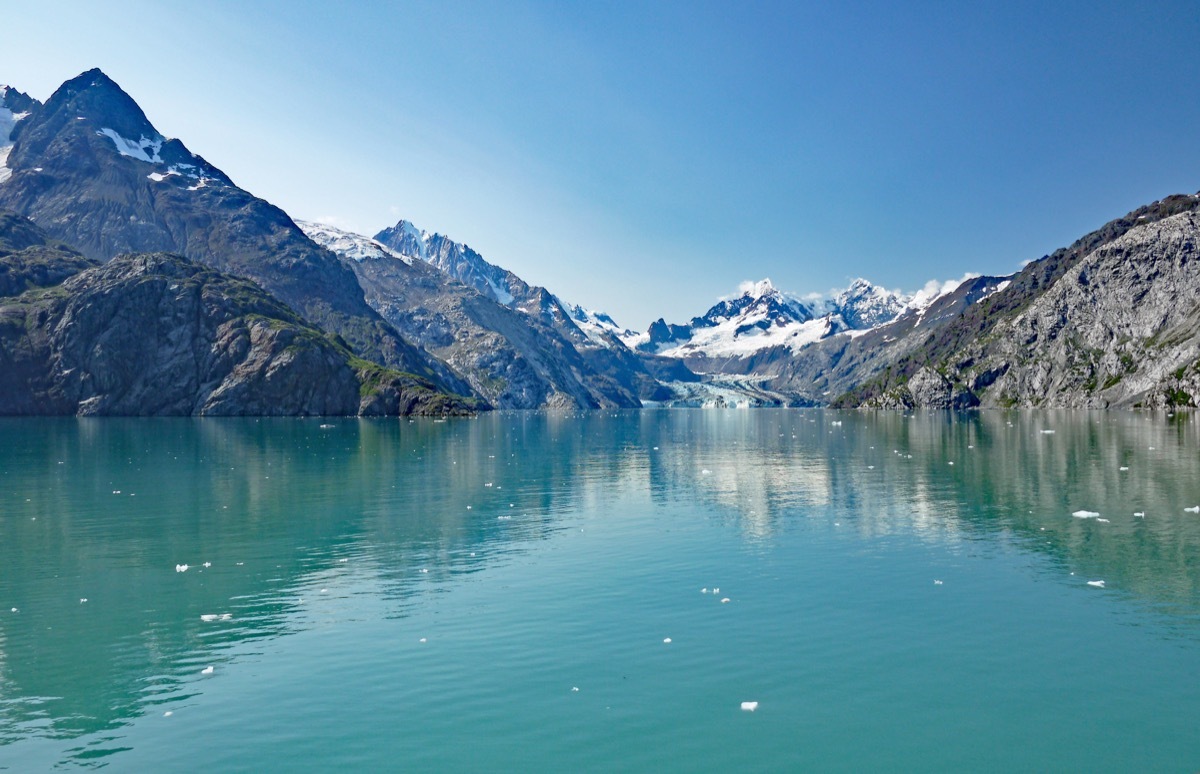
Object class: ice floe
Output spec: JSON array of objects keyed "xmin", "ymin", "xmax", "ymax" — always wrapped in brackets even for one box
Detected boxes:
[
  {"xmin": 1072, "ymin": 511, "xmax": 1100, "ymax": 519},
  {"xmin": 741, "ymin": 701, "xmax": 759, "ymax": 711}
]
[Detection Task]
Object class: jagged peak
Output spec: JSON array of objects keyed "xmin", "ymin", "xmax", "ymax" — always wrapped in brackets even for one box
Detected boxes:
[
  {"xmin": 734, "ymin": 278, "xmax": 779, "ymax": 299},
  {"xmin": 42, "ymin": 68, "xmax": 159, "ymax": 141}
]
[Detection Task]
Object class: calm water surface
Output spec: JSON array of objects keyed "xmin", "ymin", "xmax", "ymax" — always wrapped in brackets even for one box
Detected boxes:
[{"xmin": 1, "ymin": 410, "xmax": 1199, "ymax": 771}]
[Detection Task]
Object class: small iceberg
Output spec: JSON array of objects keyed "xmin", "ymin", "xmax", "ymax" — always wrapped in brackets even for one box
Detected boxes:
[
  {"xmin": 1185, "ymin": 506, "xmax": 1200, "ymax": 514},
  {"xmin": 201, "ymin": 666, "xmax": 214, "ymax": 674},
  {"xmin": 1072, "ymin": 510, "xmax": 1101, "ymax": 519},
  {"xmin": 741, "ymin": 701, "xmax": 759, "ymax": 711},
  {"xmin": 175, "ymin": 564, "xmax": 189, "ymax": 572},
  {"xmin": 1087, "ymin": 580, "xmax": 1106, "ymax": 588}
]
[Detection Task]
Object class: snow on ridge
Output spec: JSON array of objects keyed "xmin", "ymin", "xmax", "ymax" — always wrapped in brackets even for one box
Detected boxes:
[
  {"xmin": 485, "ymin": 275, "xmax": 515, "ymax": 305},
  {"xmin": 297, "ymin": 220, "xmax": 414, "ymax": 266},
  {"xmin": 97, "ymin": 127, "xmax": 163, "ymax": 163},
  {"xmin": 729, "ymin": 278, "xmax": 779, "ymax": 299},
  {"xmin": 564, "ymin": 300, "xmax": 635, "ymax": 345},
  {"xmin": 0, "ymin": 92, "xmax": 29, "ymax": 146}
]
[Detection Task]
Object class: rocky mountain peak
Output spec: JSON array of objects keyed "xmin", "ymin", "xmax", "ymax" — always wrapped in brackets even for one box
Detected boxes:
[
  {"xmin": 44, "ymin": 68, "xmax": 159, "ymax": 146},
  {"xmin": 833, "ymin": 277, "xmax": 907, "ymax": 329}
]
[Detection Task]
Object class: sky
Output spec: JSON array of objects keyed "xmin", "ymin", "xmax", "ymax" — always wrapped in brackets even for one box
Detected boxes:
[{"xmin": 3, "ymin": 0, "xmax": 1198, "ymax": 330}]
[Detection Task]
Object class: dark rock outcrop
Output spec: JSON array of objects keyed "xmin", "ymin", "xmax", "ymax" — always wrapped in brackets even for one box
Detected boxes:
[
  {"xmin": 840, "ymin": 195, "xmax": 1200, "ymax": 408},
  {"xmin": 0, "ymin": 215, "xmax": 474, "ymax": 415}
]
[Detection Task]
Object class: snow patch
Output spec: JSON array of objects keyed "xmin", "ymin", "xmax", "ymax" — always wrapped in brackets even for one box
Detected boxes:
[
  {"xmin": 484, "ymin": 275, "xmax": 515, "ymax": 305},
  {"xmin": 0, "ymin": 146, "xmax": 10, "ymax": 185},
  {"xmin": 298, "ymin": 220, "xmax": 415, "ymax": 266},
  {"xmin": 97, "ymin": 127, "xmax": 163, "ymax": 163}
]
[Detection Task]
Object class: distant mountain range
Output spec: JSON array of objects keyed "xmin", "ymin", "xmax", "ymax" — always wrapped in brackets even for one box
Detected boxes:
[{"xmin": 1, "ymin": 69, "xmax": 1198, "ymax": 414}]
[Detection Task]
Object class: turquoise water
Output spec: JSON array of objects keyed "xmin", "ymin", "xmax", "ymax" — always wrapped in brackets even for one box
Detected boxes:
[{"xmin": 1, "ymin": 411, "xmax": 1199, "ymax": 771}]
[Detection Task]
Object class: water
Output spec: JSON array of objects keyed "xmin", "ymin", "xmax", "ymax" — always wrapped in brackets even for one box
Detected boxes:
[{"xmin": 1, "ymin": 410, "xmax": 1199, "ymax": 771}]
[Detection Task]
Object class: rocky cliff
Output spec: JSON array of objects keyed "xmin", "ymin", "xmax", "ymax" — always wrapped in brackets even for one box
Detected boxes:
[
  {"xmin": 838, "ymin": 194, "xmax": 1200, "ymax": 409},
  {"xmin": 0, "ymin": 212, "xmax": 474, "ymax": 416},
  {"xmin": 302, "ymin": 222, "xmax": 654, "ymax": 408}
]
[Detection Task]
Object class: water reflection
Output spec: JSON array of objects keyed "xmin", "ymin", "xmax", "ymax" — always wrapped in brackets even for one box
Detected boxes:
[{"xmin": 0, "ymin": 410, "xmax": 1198, "ymax": 762}]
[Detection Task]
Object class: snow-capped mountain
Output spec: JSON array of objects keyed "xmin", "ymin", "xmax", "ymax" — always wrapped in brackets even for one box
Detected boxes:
[
  {"xmin": 0, "ymin": 68, "xmax": 470, "ymax": 392},
  {"xmin": 827, "ymin": 278, "xmax": 908, "ymax": 328},
  {"xmin": 565, "ymin": 303, "xmax": 637, "ymax": 346},
  {"xmin": 300, "ymin": 219, "xmax": 673, "ymax": 408},
  {"xmin": 375, "ymin": 220, "xmax": 529, "ymax": 307},
  {"xmin": 626, "ymin": 277, "xmax": 923, "ymax": 361},
  {"xmin": 0, "ymin": 85, "xmax": 38, "ymax": 184}
]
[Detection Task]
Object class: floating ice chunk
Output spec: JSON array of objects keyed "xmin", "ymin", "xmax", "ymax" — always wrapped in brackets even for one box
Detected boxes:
[
  {"xmin": 1087, "ymin": 580, "xmax": 1106, "ymax": 588},
  {"xmin": 175, "ymin": 564, "xmax": 189, "ymax": 572},
  {"xmin": 713, "ymin": 588, "xmax": 719, "ymax": 594},
  {"xmin": 1072, "ymin": 511, "xmax": 1100, "ymax": 519},
  {"xmin": 203, "ymin": 562, "xmax": 211, "ymax": 568},
  {"xmin": 1040, "ymin": 430, "xmax": 1055, "ymax": 434},
  {"xmin": 741, "ymin": 701, "xmax": 759, "ymax": 711},
  {"xmin": 948, "ymin": 461, "xmax": 954, "ymax": 466},
  {"xmin": 701, "ymin": 588, "xmax": 708, "ymax": 594},
  {"xmin": 201, "ymin": 666, "xmax": 214, "ymax": 674},
  {"xmin": 320, "ymin": 588, "xmax": 328, "ymax": 594},
  {"xmin": 79, "ymin": 598, "xmax": 87, "ymax": 604},
  {"xmin": 1186, "ymin": 506, "xmax": 1200, "ymax": 514},
  {"xmin": 1119, "ymin": 467, "xmax": 1129, "ymax": 472},
  {"xmin": 720, "ymin": 597, "xmax": 730, "ymax": 603},
  {"xmin": 338, "ymin": 558, "xmax": 348, "ymax": 563},
  {"xmin": 1134, "ymin": 512, "xmax": 1145, "ymax": 518},
  {"xmin": 934, "ymin": 580, "xmax": 943, "ymax": 585},
  {"xmin": 164, "ymin": 711, "xmax": 173, "ymax": 717},
  {"xmin": 663, "ymin": 638, "xmax": 672, "ymax": 644},
  {"xmin": 10, "ymin": 608, "xmax": 16, "ymax": 613},
  {"xmin": 571, "ymin": 686, "xmax": 580, "ymax": 692},
  {"xmin": 419, "ymin": 638, "xmax": 427, "ymax": 643},
  {"xmin": 200, "ymin": 614, "xmax": 220, "ymax": 622},
  {"xmin": 701, "ymin": 469, "xmax": 712, "ymax": 475},
  {"xmin": 1096, "ymin": 518, "xmax": 1110, "ymax": 523}
]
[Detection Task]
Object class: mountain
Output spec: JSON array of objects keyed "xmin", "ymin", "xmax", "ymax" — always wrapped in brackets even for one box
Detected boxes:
[
  {"xmin": 626, "ymin": 277, "xmax": 919, "ymax": 361},
  {"xmin": 376, "ymin": 220, "xmax": 534, "ymax": 307},
  {"xmin": 301, "ymin": 221, "xmax": 665, "ymax": 408},
  {"xmin": 372, "ymin": 217, "xmax": 681, "ymax": 403},
  {"xmin": 0, "ymin": 85, "xmax": 40, "ymax": 185},
  {"xmin": 0, "ymin": 210, "xmax": 472, "ymax": 416},
  {"xmin": 0, "ymin": 69, "xmax": 469, "ymax": 397},
  {"xmin": 836, "ymin": 193, "xmax": 1200, "ymax": 409}
]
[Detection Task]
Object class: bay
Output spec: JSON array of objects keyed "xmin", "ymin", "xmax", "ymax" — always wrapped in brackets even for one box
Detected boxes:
[{"xmin": 1, "ymin": 410, "xmax": 1198, "ymax": 771}]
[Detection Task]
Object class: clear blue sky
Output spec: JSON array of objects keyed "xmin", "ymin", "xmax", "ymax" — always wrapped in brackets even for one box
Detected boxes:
[{"xmin": 3, "ymin": 0, "xmax": 1198, "ymax": 329}]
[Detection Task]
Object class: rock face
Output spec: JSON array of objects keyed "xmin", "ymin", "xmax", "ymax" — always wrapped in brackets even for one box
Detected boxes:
[
  {"xmin": 303, "ymin": 222, "xmax": 654, "ymax": 408},
  {"xmin": 840, "ymin": 194, "xmax": 1200, "ymax": 408},
  {"xmin": 0, "ymin": 69, "xmax": 468, "ymax": 396},
  {"xmin": 0, "ymin": 213, "xmax": 472, "ymax": 416}
]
